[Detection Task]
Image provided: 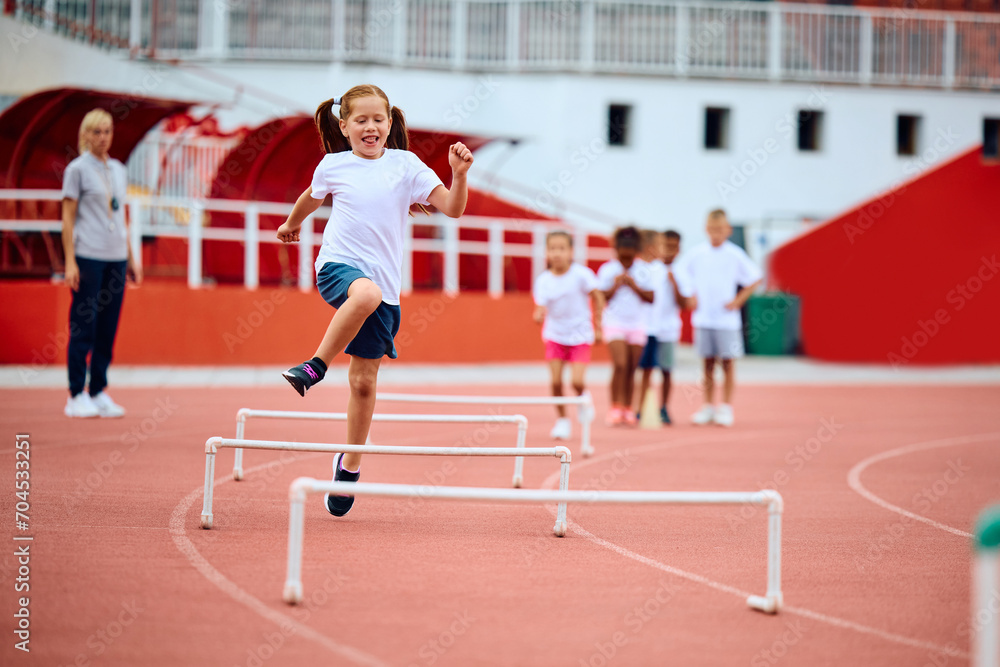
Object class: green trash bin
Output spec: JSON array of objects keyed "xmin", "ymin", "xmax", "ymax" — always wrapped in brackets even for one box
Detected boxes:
[{"xmin": 745, "ymin": 293, "xmax": 801, "ymax": 355}]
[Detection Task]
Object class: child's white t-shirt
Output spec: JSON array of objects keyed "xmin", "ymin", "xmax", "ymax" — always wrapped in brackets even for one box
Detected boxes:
[
  {"xmin": 648, "ymin": 261, "xmax": 683, "ymax": 343},
  {"xmin": 673, "ymin": 241, "xmax": 762, "ymax": 331},
  {"xmin": 311, "ymin": 148, "xmax": 443, "ymax": 305},
  {"xmin": 533, "ymin": 263, "xmax": 599, "ymax": 346},
  {"xmin": 596, "ymin": 259, "xmax": 656, "ymax": 330}
]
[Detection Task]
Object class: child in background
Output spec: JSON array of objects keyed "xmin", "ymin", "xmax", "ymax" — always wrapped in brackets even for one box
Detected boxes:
[
  {"xmin": 276, "ymin": 84, "xmax": 473, "ymax": 516},
  {"xmin": 673, "ymin": 210, "xmax": 761, "ymax": 427},
  {"xmin": 634, "ymin": 230, "xmax": 665, "ymax": 421},
  {"xmin": 642, "ymin": 230, "xmax": 684, "ymax": 424},
  {"xmin": 532, "ymin": 231, "xmax": 604, "ymax": 440},
  {"xmin": 596, "ymin": 226, "xmax": 655, "ymax": 426}
]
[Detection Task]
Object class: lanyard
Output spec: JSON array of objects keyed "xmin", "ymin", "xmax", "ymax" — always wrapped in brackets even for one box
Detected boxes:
[{"xmin": 94, "ymin": 158, "xmax": 119, "ymax": 232}]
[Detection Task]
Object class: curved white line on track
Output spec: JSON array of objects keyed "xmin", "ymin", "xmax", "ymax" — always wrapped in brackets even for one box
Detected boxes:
[
  {"xmin": 169, "ymin": 453, "xmax": 389, "ymax": 667},
  {"xmin": 846, "ymin": 432, "xmax": 1000, "ymax": 539},
  {"xmin": 540, "ymin": 439, "xmax": 969, "ymax": 660}
]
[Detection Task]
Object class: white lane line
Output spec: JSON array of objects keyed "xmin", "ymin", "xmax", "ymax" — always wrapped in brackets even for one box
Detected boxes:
[
  {"xmin": 539, "ymin": 439, "xmax": 969, "ymax": 660},
  {"xmin": 169, "ymin": 452, "xmax": 389, "ymax": 667},
  {"xmin": 846, "ymin": 432, "xmax": 1000, "ymax": 539}
]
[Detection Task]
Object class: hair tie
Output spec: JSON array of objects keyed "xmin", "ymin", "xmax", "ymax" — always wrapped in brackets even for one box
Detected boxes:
[{"xmin": 332, "ymin": 97, "xmax": 342, "ymax": 105}]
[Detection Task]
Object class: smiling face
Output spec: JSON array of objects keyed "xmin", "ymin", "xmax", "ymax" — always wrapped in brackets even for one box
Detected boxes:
[{"xmin": 340, "ymin": 95, "xmax": 392, "ymax": 159}]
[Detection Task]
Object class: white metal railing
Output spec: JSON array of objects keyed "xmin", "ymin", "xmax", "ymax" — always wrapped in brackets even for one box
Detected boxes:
[
  {"xmin": 6, "ymin": 0, "xmax": 999, "ymax": 89},
  {"xmin": 0, "ymin": 189, "xmax": 614, "ymax": 295}
]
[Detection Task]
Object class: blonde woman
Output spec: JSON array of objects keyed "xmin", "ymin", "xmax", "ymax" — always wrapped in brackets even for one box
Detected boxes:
[{"xmin": 61, "ymin": 109, "xmax": 141, "ymax": 418}]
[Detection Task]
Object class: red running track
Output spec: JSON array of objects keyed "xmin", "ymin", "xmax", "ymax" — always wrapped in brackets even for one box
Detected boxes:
[{"xmin": 1, "ymin": 383, "xmax": 998, "ymax": 666}]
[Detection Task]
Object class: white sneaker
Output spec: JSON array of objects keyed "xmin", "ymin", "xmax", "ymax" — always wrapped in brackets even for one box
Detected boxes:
[
  {"xmin": 549, "ymin": 417, "xmax": 572, "ymax": 440},
  {"xmin": 65, "ymin": 393, "xmax": 100, "ymax": 418},
  {"xmin": 91, "ymin": 391, "xmax": 126, "ymax": 418},
  {"xmin": 691, "ymin": 404, "xmax": 715, "ymax": 425},
  {"xmin": 713, "ymin": 404, "xmax": 734, "ymax": 427}
]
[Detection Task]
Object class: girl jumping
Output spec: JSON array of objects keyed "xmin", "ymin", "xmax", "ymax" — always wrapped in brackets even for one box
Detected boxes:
[{"xmin": 276, "ymin": 84, "xmax": 473, "ymax": 516}]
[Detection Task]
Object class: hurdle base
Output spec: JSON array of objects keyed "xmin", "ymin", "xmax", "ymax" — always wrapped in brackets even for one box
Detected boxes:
[
  {"xmin": 283, "ymin": 581, "xmax": 303, "ymax": 605},
  {"xmin": 746, "ymin": 594, "xmax": 781, "ymax": 614},
  {"xmin": 200, "ymin": 513, "xmax": 213, "ymax": 530},
  {"xmin": 233, "ymin": 468, "xmax": 244, "ymax": 481},
  {"xmin": 581, "ymin": 445, "xmax": 594, "ymax": 458},
  {"xmin": 512, "ymin": 475, "xmax": 523, "ymax": 488},
  {"xmin": 553, "ymin": 521, "xmax": 567, "ymax": 537}
]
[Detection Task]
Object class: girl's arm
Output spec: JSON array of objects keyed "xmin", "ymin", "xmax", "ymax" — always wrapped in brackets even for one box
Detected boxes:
[
  {"xmin": 532, "ymin": 304, "xmax": 546, "ymax": 324},
  {"xmin": 602, "ymin": 272, "xmax": 626, "ymax": 300},
  {"xmin": 590, "ymin": 290, "xmax": 605, "ymax": 343},
  {"xmin": 622, "ymin": 274, "xmax": 654, "ymax": 303},
  {"xmin": 61, "ymin": 198, "xmax": 79, "ymax": 291},
  {"xmin": 277, "ymin": 187, "xmax": 324, "ymax": 243},
  {"xmin": 426, "ymin": 143, "xmax": 473, "ymax": 218},
  {"xmin": 668, "ymin": 271, "xmax": 684, "ymax": 307}
]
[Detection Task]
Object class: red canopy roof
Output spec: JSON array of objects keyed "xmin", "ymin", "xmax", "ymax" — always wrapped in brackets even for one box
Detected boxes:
[{"xmin": 0, "ymin": 87, "xmax": 195, "ymax": 188}]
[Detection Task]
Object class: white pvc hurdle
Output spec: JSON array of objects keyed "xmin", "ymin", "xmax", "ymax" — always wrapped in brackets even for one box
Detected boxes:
[
  {"xmin": 201, "ymin": 437, "xmax": 571, "ymax": 533},
  {"xmin": 283, "ymin": 480, "xmax": 784, "ymax": 614},
  {"xmin": 232, "ymin": 409, "xmax": 530, "ymax": 486},
  {"xmin": 375, "ymin": 392, "xmax": 596, "ymax": 457}
]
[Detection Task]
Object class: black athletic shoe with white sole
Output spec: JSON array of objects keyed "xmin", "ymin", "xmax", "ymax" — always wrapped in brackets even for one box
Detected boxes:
[
  {"xmin": 283, "ymin": 357, "xmax": 327, "ymax": 396},
  {"xmin": 324, "ymin": 452, "xmax": 360, "ymax": 517}
]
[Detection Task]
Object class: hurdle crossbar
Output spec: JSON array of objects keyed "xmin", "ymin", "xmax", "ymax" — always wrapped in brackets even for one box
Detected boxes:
[
  {"xmin": 283, "ymin": 479, "xmax": 783, "ymax": 614},
  {"xmin": 375, "ymin": 391, "xmax": 595, "ymax": 457},
  {"xmin": 201, "ymin": 437, "xmax": 571, "ymax": 534},
  {"xmin": 233, "ymin": 409, "xmax": 530, "ymax": 486},
  {"xmin": 973, "ymin": 505, "xmax": 1000, "ymax": 667}
]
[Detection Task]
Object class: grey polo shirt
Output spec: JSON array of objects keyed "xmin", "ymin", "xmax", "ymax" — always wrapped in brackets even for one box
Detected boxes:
[{"xmin": 61, "ymin": 152, "xmax": 128, "ymax": 262}]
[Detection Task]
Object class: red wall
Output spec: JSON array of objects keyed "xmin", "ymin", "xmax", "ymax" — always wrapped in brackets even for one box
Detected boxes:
[
  {"xmin": 0, "ymin": 281, "xmax": 615, "ymax": 366},
  {"xmin": 768, "ymin": 147, "xmax": 1000, "ymax": 366}
]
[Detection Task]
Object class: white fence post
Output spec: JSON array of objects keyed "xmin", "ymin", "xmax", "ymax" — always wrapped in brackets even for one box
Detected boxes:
[
  {"xmin": 580, "ymin": 0, "xmax": 595, "ymax": 72},
  {"xmin": 392, "ymin": 0, "xmax": 407, "ymax": 65},
  {"xmin": 443, "ymin": 221, "xmax": 460, "ymax": 295},
  {"xmin": 675, "ymin": 2, "xmax": 689, "ymax": 76},
  {"xmin": 507, "ymin": 0, "xmax": 520, "ymax": 70},
  {"xmin": 187, "ymin": 202, "xmax": 203, "ymax": 289},
  {"xmin": 298, "ymin": 215, "xmax": 314, "ymax": 293},
  {"xmin": 43, "ymin": 0, "xmax": 55, "ymax": 31},
  {"xmin": 531, "ymin": 223, "xmax": 547, "ymax": 283},
  {"xmin": 402, "ymin": 219, "xmax": 413, "ymax": 296},
  {"xmin": 452, "ymin": 0, "xmax": 467, "ymax": 70},
  {"xmin": 943, "ymin": 18, "xmax": 956, "ymax": 90},
  {"xmin": 768, "ymin": 4, "xmax": 782, "ymax": 81},
  {"xmin": 244, "ymin": 204, "xmax": 259, "ymax": 290},
  {"xmin": 859, "ymin": 13, "xmax": 873, "ymax": 85},
  {"xmin": 332, "ymin": 0, "xmax": 346, "ymax": 58},
  {"xmin": 573, "ymin": 228, "xmax": 588, "ymax": 267},
  {"xmin": 129, "ymin": 0, "xmax": 143, "ymax": 55},
  {"xmin": 488, "ymin": 221, "xmax": 504, "ymax": 298}
]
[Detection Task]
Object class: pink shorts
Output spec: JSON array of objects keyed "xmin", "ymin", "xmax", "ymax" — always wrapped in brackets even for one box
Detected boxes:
[
  {"xmin": 544, "ymin": 340, "xmax": 592, "ymax": 363},
  {"xmin": 602, "ymin": 326, "xmax": 646, "ymax": 346}
]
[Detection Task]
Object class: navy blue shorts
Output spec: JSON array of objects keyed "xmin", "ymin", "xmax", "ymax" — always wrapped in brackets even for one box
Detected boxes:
[
  {"xmin": 317, "ymin": 262, "xmax": 401, "ymax": 360},
  {"xmin": 638, "ymin": 335, "xmax": 659, "ymax": 369}
]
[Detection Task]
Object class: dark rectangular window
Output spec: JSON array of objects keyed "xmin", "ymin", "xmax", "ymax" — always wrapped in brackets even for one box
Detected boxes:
[
  {"xmin": 984, "ymin": 118, "xmax": 1000, "ymax": 158},
  {"xmin": 797, "ymin": 109, "xmax": 824, "ymax": 152},
  {"xmin": 896, "ymin": 114, "xmax": 920, "ymax": 156},
  {"xmin": 608, "ymin": 104, "xmax": 631, "ymax": 146},
  {"xmin": 704, "ymin": 107, "xmax": 730, "ymax": 150}
]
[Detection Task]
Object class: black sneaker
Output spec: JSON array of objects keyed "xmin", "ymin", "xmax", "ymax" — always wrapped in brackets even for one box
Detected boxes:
[
  {"xmin": 324, "ymin": 453, "xmax": 359, "ymax": 517},
  {"xmin": 282, "ymin": 359, "xmax": 325, "ymax": 396},
  {"xmin": 660, "ymin": 407, "xmax": 672, "ymax": 425}
]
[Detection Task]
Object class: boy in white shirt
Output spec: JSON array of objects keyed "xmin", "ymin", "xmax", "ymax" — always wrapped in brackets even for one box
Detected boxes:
[
  {"xmin": 533, "ymin": 231, "xmax": 604, "ymax": 440},
  {"xmin": 674, "ymin": 210, "xmax": 761, "ymax": 427},
  {"xmin": 639, "ymin": 230, "xmax": 685, "ymax": 425}
]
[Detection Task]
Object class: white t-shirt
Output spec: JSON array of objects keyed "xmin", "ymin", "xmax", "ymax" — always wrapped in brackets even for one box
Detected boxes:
[
  {"xmin": 533, "ymin": 263, "xmax": 599, "ymax": 346},
  {"xmin": 596, "ymin": 259, "xmax": 656, "ymax": 330},
  {"xmin": 673, "ymin": 241, "xmax": 762, "ymax": 331},
  {"xmin": 311, "ymin": 148, "xmax": 443, "ymax": 305},
  {"xmin": 649, "ymin": 261, "xmax": 683, "ymax": 343}
]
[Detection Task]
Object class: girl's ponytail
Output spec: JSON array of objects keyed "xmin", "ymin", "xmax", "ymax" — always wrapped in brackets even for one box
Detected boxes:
[
  {"xmin": 314, "ymin": 98, "xmax": 350, "ymax": 154},
  {"xmin": 386, "ymin": 105, "xmax": 409, "ymax": 151}
]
